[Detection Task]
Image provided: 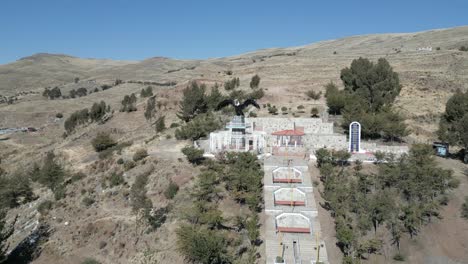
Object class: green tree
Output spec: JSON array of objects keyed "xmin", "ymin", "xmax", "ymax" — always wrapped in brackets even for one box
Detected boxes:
[
  {"xmin": 175, "ymin": 113, "xmax": 221, "ymax": 141},
  {"xmin": 438, "ymin": 90, "xmax": 468, "ymax": 162},
  {"xmin": 181, "ymin": 145, "xmax": 205, "ymax": 165},
  {"xmin": 155, "ymin": 116, "xmax": 166, "ymax": 133},
  {"xmin": 206, "ymin": 85, "xmax": 225, "ymax": 110},
  {"xmin": 144, "ymin": 97, "xmax": 156, "ymax": 121},
  {"xmin": 250, "ymin": 74, "xmax": 261, "ymax": 89},
  {"xmin": 91, "ymin": 132, "xmax": 117, "ymax": 152},
  {"xmin": 176, "ymin": 225, "xmax": 231, "ymax": 264},
  {"xmin": 90, "ymin": 101, "xmax": 107, "ymax": 122},
  {"xmin": 341, "ymin": 57, "xmax": 401, "ymax": 112},
  {"xmin": 177, "ymin": 82, "xmax": 207, "ymax": 122}
]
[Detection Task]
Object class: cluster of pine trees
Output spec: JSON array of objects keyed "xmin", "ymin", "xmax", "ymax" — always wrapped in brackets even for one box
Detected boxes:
[
  {"xmin": 317, "ymin": 144, "xmax": 459, "ymax": 262},
  {"xmin": 120, "ymin": 93, "xmax": 137, "ymax": 112},
  {"xmin": 325, "ymin": 58, "xmax": 408, "ymax": 140},
  {"xmin": 64, "ymin": 101, "xmax": 110, "ymax": 133},
  {"xmin": 177, "ymin": 149, "xmax": 263, "ymax": 263}
]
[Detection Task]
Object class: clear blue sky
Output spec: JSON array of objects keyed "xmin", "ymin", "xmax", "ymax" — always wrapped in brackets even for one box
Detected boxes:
[{"xmin": 1, "ymin": 0, "xmax": 467, "ymax": 64}]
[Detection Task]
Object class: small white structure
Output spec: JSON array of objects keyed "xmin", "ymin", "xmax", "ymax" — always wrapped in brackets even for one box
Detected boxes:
[
  {"xmin": 349, "ymin": 121, "xmax": 362, "ymax": 153},
  {"xmin": 417, "ymin": 47, "xmax": 432, "ymax": 52},
  {"xmin": 209, "ymin": 116, "xmax": 266, "ymax": 153}
]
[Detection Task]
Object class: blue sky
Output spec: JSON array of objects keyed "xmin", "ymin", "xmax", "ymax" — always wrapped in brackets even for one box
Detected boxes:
[{"xmin": 1, "ymin": 0, "xmax": 467, "ymax": 64}]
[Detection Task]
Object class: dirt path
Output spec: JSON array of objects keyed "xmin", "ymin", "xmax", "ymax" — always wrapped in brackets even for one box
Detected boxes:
[{"xmin": 309, "ymin": 161, "xmax": 343, "ymax": 264}]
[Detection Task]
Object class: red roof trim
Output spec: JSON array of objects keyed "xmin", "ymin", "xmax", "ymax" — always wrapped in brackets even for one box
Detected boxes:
[{"xmin": 271, "ymin": 129, "xmax": 305, "ymax": 136}]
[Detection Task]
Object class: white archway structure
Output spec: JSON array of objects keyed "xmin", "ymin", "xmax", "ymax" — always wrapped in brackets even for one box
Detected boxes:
[{"xmin": 349, "ymin": 121, "xmax": 362, "ymax": 153}]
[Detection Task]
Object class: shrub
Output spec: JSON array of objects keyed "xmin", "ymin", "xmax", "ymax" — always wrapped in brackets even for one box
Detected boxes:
[
  {"xmin": 38, "ymin": 200, "xmax": 53, "ymax": 214},
  {"xmin": 311, "ymin": 107, "xmax": 319, "ymax": 117},
  {"xmin": 101, "ymin": 84, "xmax": 111, "ymax": 90},
  {"xmin": 81, "ymin": 258, "xmax": 101, "ymax": 264},
  {"xmin": 82, "ymin": 196, "xmax": 95, "ymax": 207},
  {"xmin": 275, "ymin": 256, "xmax": 284, "ymax": 263},
  {"xmin": 268, "ymin": 106, "xmax": 278, "ymax": 115},
  {"xmin": 71, "ymin": 172, "xmax": 86, "ymax": 183},
  {"xmin": 462, "ymin": 196, "xmax": 468, "ymax": 219},
  {"xmin": 459, "ymin": 46, "xmax": 468, "ymax": 52},
  {"xmin": 170, "ymin": 123, "xmax": 180, "ymax": 128},
  {"xmin": 393, "ymin": 253, "xmax": 405, "ymax": 261},
  {"xmin": 91, "ymin": 132, "xmax": 117, "ymax": 152},
  {"xmin": 224, "ymin": 77, "xmax": 239, "ymax": 90},
  {"xmin": 56, "ymin": 113, "xmax": 63, "ymax": 118},
  {"xmin": 133, "ymin": 149, "xmax": 148, "ymax": 162},
  {"xmin": 306, "ymin": 90, "xmax": 322, "ymax": 100},
  {"xmin": 116, "ymin": 158, "xmax": 124, "ymax": 165},
  {"xmin": 108, "ymin": 172, "xmax": 124, "ymax": 187},
  {"xmin": 164, "ymin": 181, "xmax": 179, "ymax": 199},
  {"xmin": 155, "ymin": 116, "xmax": 166, "ymax": 133},
  {"xmin": 124, "ymin": 161, "xmax": 136, "ymax": 171},
  {"xmin": 436, "ymin": 47, "xmax": 441, "ymax": 50},
  {"xmin": 181, "ymin": 145, "xmax": 205, "ymax": 165},
  {"xmin": 248, "ymin": 111, "xmax": 257, "ymax": 117}
]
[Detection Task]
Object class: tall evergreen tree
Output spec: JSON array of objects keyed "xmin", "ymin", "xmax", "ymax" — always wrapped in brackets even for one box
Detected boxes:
[{"xmin": 177, "ymin": 82, "xmax": 207, "ymax": 122}]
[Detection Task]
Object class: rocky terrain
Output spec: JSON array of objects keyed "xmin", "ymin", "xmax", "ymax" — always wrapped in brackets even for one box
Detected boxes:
[{"xmin": 0, "ymin": 26, "xmax": 468, "ymax": 264}]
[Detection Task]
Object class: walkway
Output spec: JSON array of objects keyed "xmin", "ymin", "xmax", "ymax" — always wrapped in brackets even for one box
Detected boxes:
[{"xmin": 263, "ymin": 155, "xmax": 328, "ymax": 264}]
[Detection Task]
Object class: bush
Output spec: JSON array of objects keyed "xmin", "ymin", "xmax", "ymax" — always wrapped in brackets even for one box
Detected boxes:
[
  {"xmin": 71, "ymin": 172, "xmax": 86, "ymax": 183},
  {"xmin": 462, "ymin": 196, "xmax": 468, "ymax": 219},
  {"xmin": 116, "ymin": 158, "xmax": 124, "ymax": 165},
  {"xmin": 306, "ymin": 90, "xmax": 322, "ymax": 100},
  {"xmin": 109, "ymin": 172, "xmax": 125, "ymax": 187},
  {"xmin": 393, "ymin": 253, "xmax": 405, "ymax": 261},
  {"xmin": 133, "ymin": 149, "xmax": 148, "ymax": 162},
  {"xmin": 56, "ymin": 113, "xmax": 63, "ymax": 118},
  {"xmin": 181, "ymin": 145, "xmax": 205, "ymax": 165},
  {"xmin": 311, "ymin": 107, "xmax": 319, "ymax": 117},
  {"xmin": 459, "ymin": 46, "xmax": 468, "ymax": 52},
  {"xmin": 170, "ymin": 123, "xmax": 180, "ymax": 128},
  {"xmin": 91, "ymin": 132, "xmax": 117, "ymax": 152},
  {"xmin": 82, "ymin": 196, "xmax": 95, "ymax": 207},
  {"xmin": 164, "ymin": 181, "xmax": 179, "ymax": 199},
  {"xmin": 124, "ymin": 161, "xmax": 136, "ymax": 171},
  {"xmin": 38, "ymin": 200, "xmax": 53, "ymax": 214},
  {"xmin": 268, "ymin": 106, "xmax": 278, "ymax": 115},
  {"xmin": 155, "ymin": 116, "xmax": 166, "ymax": 133},
  {"xmin": 81, "ymin": 258, "xmax": 101, "ymax": 264}
]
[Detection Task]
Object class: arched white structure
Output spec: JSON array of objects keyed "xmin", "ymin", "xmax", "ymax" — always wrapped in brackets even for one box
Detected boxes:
[
  {"xmin": 349, "ymin": 121, "xmax": 361, "ymax": 153},
  {"xmin": 276, "ymin": 213, "xmax": 311, "ymax": 233},
  {"xmin": 274, "ymin": 188, "xmax": 306, "ymax": 206},
  {"xmin": 272, "ymin": 167, "xmax": 302, "ymax": 183}
]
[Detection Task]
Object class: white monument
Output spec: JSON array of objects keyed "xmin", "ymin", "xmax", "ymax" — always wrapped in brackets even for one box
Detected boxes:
[{"xmin": 349, "ymin": 121, "xmax": 361, "ymax": 153}]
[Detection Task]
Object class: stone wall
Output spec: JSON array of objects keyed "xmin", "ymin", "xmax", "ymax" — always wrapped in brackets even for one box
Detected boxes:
[{"xmin": 246, "ymin": 117, "xmax": 334, "ymax": 134}]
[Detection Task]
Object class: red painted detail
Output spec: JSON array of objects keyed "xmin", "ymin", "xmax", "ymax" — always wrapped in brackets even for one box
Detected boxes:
[
  {"xmin": 273, "ymin": 178, "xmax": 302, "ymax": 183},
  {"xmin": 272, "ymin": 129, "xmax": 305, "ymax": 136},
  {"xmin": 275, "ymin": 201, "xmax": 305, "ymax": 206},
  {"xmin": 277, "ymin": 227, "xmax": 310, "ymax": 233}
]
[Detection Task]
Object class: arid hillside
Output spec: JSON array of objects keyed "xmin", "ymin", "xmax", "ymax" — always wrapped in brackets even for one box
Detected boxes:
[
  {"xmin": 0, "ymin": 26, "xmax": 468, "ymax": 264},
  {"xmin": 1, "ymin": 26, "xmax": 468, "ymax": 140}
]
